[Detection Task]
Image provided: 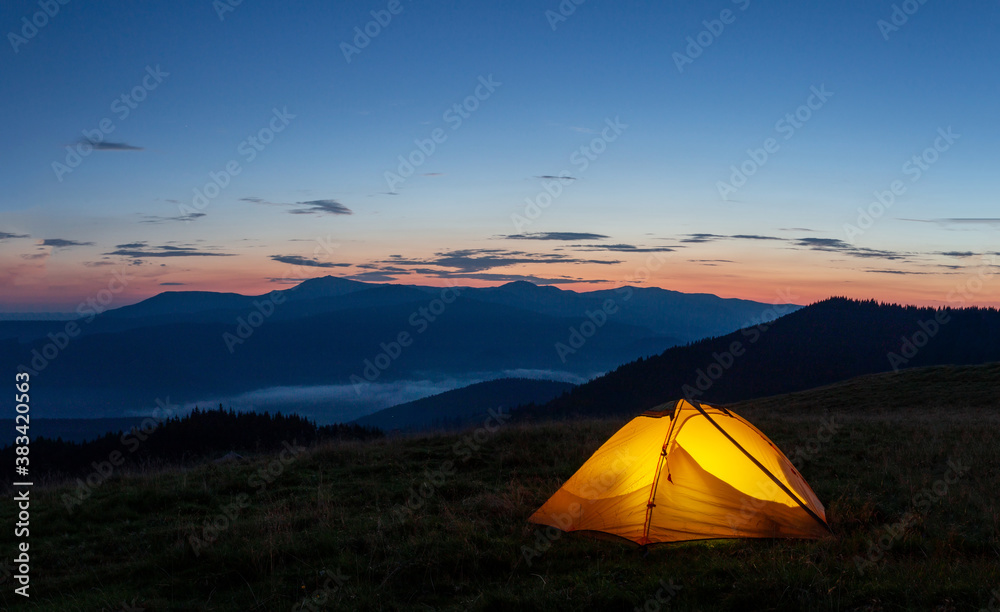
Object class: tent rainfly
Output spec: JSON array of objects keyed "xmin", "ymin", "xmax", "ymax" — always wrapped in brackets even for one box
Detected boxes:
[{"xmin": 528, "ymin": 399, "xmax": 830, "ymax": 544}]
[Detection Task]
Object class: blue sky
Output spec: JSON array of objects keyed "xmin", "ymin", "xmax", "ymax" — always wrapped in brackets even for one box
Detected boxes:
[{"xmin": 2, "ymin": 0, "xmax": 998, "ymax": 310}]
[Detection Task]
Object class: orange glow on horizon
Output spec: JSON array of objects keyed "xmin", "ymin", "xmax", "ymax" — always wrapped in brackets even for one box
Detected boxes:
[{"xmin": 2, "ymin": 250, "xmax": 998, "ymax": 312}]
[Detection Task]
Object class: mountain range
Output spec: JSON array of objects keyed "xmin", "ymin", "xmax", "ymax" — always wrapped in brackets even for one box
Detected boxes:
[{"xmin": 0, "ymin": 276, "xmax": 794, "ymax": 418}]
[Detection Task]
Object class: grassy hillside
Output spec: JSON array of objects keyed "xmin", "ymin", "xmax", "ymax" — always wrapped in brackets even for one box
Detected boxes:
[
  {"xmin": 733, "ymin": 361, "xmax": 1000, "ymax": 416},
  {"xmin": 2, "ymin": 364, "xmax": 998, "ymax": 611}
]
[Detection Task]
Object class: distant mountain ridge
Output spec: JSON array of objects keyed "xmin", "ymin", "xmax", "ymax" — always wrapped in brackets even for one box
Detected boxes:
[
  {"xmin": 521, "ymin": 298, "xmax": 1000, "ymax": 420},
  {"xmin": 0, "ymin": 277, "xmax": 795, "ymax": 418},
  {"xmin": 0, "ymin": 276, "xmax": 796, "ymax": 341}
]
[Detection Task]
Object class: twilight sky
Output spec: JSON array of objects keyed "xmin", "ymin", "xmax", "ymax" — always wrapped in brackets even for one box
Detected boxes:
[{"xmin": 2, "ymin": 0, "xmax": 999, "ymax": 312}]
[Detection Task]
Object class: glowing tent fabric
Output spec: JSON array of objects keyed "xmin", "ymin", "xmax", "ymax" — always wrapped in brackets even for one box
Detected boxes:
[{"xmin": 528, "ymin": 399, "xmax": 830, "ymax": 544}]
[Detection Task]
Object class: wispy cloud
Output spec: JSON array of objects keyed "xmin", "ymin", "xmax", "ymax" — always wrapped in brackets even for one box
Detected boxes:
[
  {"xmin": 792, "ymin": 237, "xmax": 906, "ymax": 260},
  {"xmin": 731, "ymin": 234, "xmax": 785, "ymax": 241},
  {"xmin": 140, "ymin": 212, "xmax": 206, "ymax": 224},
  {"xmin": 159, "ymin": 282, "xmax": 186, "ymax": 286},
  {"xmin": 378, "ymin": 248, "xmax": 621, "ymax": 273},
  {"xmin": 82, "ymin": 139, "xmax": 143, "ymax": 151},
  {"xmin": 501, "ymin": 232, "xmax": 608, "ymax": 241},
  {"xmin": 345, "ymin": 270, "xmax": 406, "ymax": 282},
  {"xmin": 270, "ymin": 255, "xmax": 351, "ymax": 268},
  {"xmin": 355, "ymin": 264, "xmax": 409, "ymax": 273},
  {"xmin": 864, "ymin": 269, "xmax": 934, "ymax": 275},
  {"xmin": 569, "ymin": 243, "xmax": 676, "ymax": 253},
  {"xmin": 289, "ymin": 199, "xmax": 353, "ymax": 215},
  {"xmin": 105, "ymin": 241, "xmax": 234, "ymax": 260},
  {"xmin": 0, "ymin": 231, "xmax": 30, "ymax": 241},
  {"xmin": 674, "ymin": 231, "xmax": 910, "ymax": 261},
  {"xmin": 243, "ymin": 197, "xmax": 353, "ymax": 216},
  {"xmin": 900, "ymin": 217, "xmax": 1000, "ymax": 227},
  {"xmin": 680, "ymin": 233, "xmax": 783, "ymax": 243},
  {"xmin": 431, "ymin": 272, "xmax": 600, "ymax": 284},
  {"xmin": 40, "ymin": 238, "xmax": 94, "ymax": 248},
  {"xmin": 346, "ymin": 268, "xmax": 600, "ymax": 285}
]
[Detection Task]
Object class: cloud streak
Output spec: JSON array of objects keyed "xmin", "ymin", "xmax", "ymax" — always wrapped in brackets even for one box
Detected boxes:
[
  {"xmin": 140, "ymin": 212, "xmax": 206, "ymax": 223},
  {"xmin": 243, "ymin": 197, "xmax": 353, "ymax": 216},
  {"xmin": 900, "ymin": 217, "xmax": 1000, "ymax": 227},
  {"xmin": 568, "ymin": 243, "xmax": 676, "ymax": 253},
  {"xmin": 82, "ymin": 139, "xmax": 144, "ymax": 151},
  {"xmin": 105, "ymin": 241, "xmax": 235, "ymax": 259},
  {"xmin": 680, "ymin": 233, "xmax": 783, "ymax": 243},
  {"xmin": 501, "ymin": 232, "xmax": 608, "ymax": 241},
  {"xmin": 379, "ymin": 248, "xmax": 621, "ymax": 273},
  {"xmin": 674, "ymin": 232, "xmax": 908, "ymax": 261},
  {"xmin": 289, "ymin": 200, "xmax": 353, "ymax": 215},
  {"xmin": 864, "ymin": 269, "xmax": 934, "ymax": 275},
  {"xmin": 270, "ymin": 255, "xmax": 351, "ymax": 268},
  {"xmin": 792, "ymin": 237, "xmax": 906, "ymax": 260},
  {"xmin": 40, "ymin": 238, "xmax": 95, "ymax": 248}
]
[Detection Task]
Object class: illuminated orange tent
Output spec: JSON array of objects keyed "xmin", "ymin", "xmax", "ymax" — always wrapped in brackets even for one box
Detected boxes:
[{"xmin": 529, "ymin": 399, "xmax": 830, "ymax": 544}]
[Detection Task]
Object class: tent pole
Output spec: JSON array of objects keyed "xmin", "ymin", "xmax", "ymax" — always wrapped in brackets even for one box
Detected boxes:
[
  {"xmin": 691, "ymin": 401, "xmax": 831, "ymax": 534},
  {"xmin": 640, "ymin": 400, "xmax": 683, "ymax": 544}
]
